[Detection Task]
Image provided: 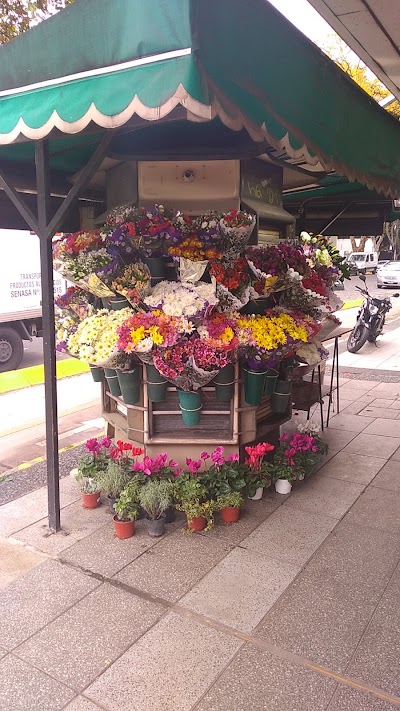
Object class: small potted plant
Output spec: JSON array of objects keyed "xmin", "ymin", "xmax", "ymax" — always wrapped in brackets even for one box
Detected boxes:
[
  {"xmin": 175, "ymin": 477, "xmax": 215, "ymax": 532},
  {"xmin": 131, "ymin": 452, "xmax": 180, "ymax": 522},
  {"xmin": 71, "ymin": 436, "xmax": 113, "ymax": 508},
  {"xmin": 113, "ymin": 478, "xmax": 140, "ymax": 539},
  {"xmin": 273, "ymin": 422, "xmax": 328, "ymax": 493},
  {"xmin": 97, "ymin": 441, "xmax": 144, "ymax": 513},
  {"xmin": 139, "ymin": 480, "xmax": 173, "ymax": 537},
  {"xmin": 216, "ymin": 492, "xmax": 243, "ymax": 524},
  {"xmin": 80, "ymin": 477, "xmax": 101, "ymax": 509},
  {"xmin": 244, "ymin": 441, "xmax": 274, "ymax": 499}
]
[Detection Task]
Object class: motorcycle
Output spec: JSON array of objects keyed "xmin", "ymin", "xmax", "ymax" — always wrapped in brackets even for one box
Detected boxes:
[{"xmin": 347, "ymin": 274, "xmax": 399, "ymax": 353}]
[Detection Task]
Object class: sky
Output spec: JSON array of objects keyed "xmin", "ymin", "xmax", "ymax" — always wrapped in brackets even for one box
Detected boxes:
[{"xmin": 266, "ymin": 0, "xmax": 334, "ymax": 46}]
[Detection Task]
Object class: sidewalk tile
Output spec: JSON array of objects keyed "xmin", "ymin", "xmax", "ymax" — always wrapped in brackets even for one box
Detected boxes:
[
  {"xmin": 343, "ymin": 433, "xmax": 400, "ymax": 459},
  {"xmin": 195, "ymin": 645, "xmax": 335, "ymax": 711},
  {"xmin": 346, "ymin": 569, "xmax": 400, "ymax": 699},
  {"xmin": 372, "ymin": 460, "xmax": 400, "ymax": 492},
  {"xmin": 114, "ymin": 530, "xmax": 231, "ymax": 602},
  {"xmin": 317, "ymin": 452, "xmax": 386, "ymax": 486},
  {"xmin": 0, "ymin": 655, "xmax": 74, "ymax": 711},
  {"xmin": 369, "ymin": 383, "xmax": 400, "ymax": 398},
  {"xmin": 389, "ymin": 400, "xmax": 400, "ymax": 409},
  {"xmin": 320, "ymin": 428, "xmax": 358, "ymax": 451},
  {"xmin": 370, "ymin": 398, "xmax": 396, "ymax": 408},
  {"xmin": 363, "ymin": 419, "xmax": 400, "ymax": 438},
  {"xmin": 339, "ymin": 398, "xmax": 377, "ymax": 415},
  {"xmin": 240, "ymin": 507, "xmax": 337, "ymax": 567},
  {"xmin": 0, "ymin": 481, "xmax": 79, "ymax": 537},
  {"xmin": 328, "ymin": 413, "xmax": 374, "ymax": 433},
  {"xmin": 0, "ymin": 537, "xmax": 46, "ymax": 589},
  {"xmin": 14, "ymin": 501, "xmax": 109, "ymax": 555},
  {"xmin": 257, "ymin": 521, "xmax": 400, "ymax": 671},
  {"xmin": 180, "ymin": 547, "xmax": 300, "ymax": 632},
  {"xmin": 85, "ymin": 612, "xmax": 241, "ymax": 711},
  {"xmin": 328, "ymin": 686, "xmax": 399, "ymax": 710},
  {"xmin": 331, "ymin": 387, "xmax": 375, "ymax": 403},
  {"xmin": 59, "ymin": 521, "xmax": 159, "ymax": 578},
  {"xmin": 340, "ymin": 379, "xmax": 378, "ymax": 393},
  {"xmin": 64, "ymin": 699, "xmax": 102, "ymax": 711},
  {"xmin": 313, "ymin": 449, "xmax": 339, "ymax": 472},
  {"xmin": 16, "ymin": 583, "xmax": 163, "ymax": 691},
  {"xmin": 344, "ymin": 487, "xmax": 400, "ymax": 534},
  {"xmin": 0, "ymin": 559, "xmax": 99, "ymax": 649},
  {"xmin": 390, "ymin": 446, "xmax": 400, "ymax": 461},
  {"xmin": 284, "ymin": 476, "xmax": 363, "ymax": 519},
  {"xmin": 204, "ymin": 497, "xmax": 280, "ymax": 546},
  {"xmin": 357, "ymin": 407, "xmax": 399, "ymax": 419}
]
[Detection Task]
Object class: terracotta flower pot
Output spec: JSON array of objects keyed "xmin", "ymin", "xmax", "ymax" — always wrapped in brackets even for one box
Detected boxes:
[
  {"xmin": 113, "ymin": 515, "xmax": 135, "ymax": 539},
  {"xmin": 81, "ymin": 491, "xmax": 100, "ymax": 509},
  {"xmin": 187, "ymin": 515, "xmax": 206, "ymax": 532},
  {"xmin": 221, "ymin": 506, "xmax": 240, "ymax": 524}
]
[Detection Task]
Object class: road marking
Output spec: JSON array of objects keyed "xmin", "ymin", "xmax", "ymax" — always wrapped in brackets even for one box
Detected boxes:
[{"xmin": 14, "ymin": 439, "xmax": 90, "ymax": 472}]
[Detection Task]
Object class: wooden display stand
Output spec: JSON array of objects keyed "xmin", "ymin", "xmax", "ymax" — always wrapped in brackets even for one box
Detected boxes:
[{"xmin": 102, "ymin": 364, "xmax": 291, "ymax": 465}]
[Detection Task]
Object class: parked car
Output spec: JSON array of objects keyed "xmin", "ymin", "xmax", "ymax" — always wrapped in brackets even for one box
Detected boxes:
[
  {"xmin": 377, "ymin": 260, "xmax": 391, "ymax": 271},
  {"xmin": 348, "ymin": 252, "xmax": 378, "ymax": 275},
  {"xmin": 377, "ymin": 261, "xmax": 400, "ymax": 288}
]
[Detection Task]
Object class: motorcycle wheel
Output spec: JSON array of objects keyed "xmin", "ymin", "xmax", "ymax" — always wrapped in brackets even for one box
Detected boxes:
[
  {"xmin": 367, "ymin": 334, "xmax": 376, "ymax": 342},
  {"xmin": 347, "ymin": 324, "xmax": 368, "ymax": 353}
]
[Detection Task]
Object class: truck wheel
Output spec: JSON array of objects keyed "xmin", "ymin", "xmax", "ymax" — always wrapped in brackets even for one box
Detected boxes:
[{"xmin": 0, "ymin": 327, "xmax": 24, "ymax": 372}]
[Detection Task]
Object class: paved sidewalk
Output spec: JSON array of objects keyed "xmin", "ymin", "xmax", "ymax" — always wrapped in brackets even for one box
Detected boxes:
[{"xmin": 1, "ymin": 377, "xmax": 400, "ymax": 710}]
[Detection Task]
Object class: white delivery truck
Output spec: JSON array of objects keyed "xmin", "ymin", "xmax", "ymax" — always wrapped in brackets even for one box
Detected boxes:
[
  {"xmin": 0, "ymin": 230, "xmax": 65, "ymax": 372},
  {"xmin": 348, "ymin": 251, "xmax": 379, "ymax": 274}
]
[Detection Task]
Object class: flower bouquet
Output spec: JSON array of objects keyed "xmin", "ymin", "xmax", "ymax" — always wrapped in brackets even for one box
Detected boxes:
[
  {"xmin": 55, "ymin": 311, "xmax": 80, "ymax": 354},
  {"xmin": 192, "ymin": 339, "xmax": 235, "ymax": 386},
  {"xmin": 111, "ymin": 263, "xmax": 151, "ymax": 306},
  {"xmin": 169, "ymin": 235, "xmax": 221, "ymax": 283},
  {"xmin": 197, "ymin": 312, "xmax": 239, "ymax": 400},
  {"xmin": 144, "ymin": 281, "xmax": 218, "ymax": 320},
  {"xmin": 55, "ymin": 286, "xmax": 93, "ymax": 320},
  {"xmin": 67, "ymin": 308, "xmax": 132, "ymax": 366},
  {"xmin": 53, "ymin": 230, "xmax": 120, "ymax": 297},
  {"xmin": 219, "ymin": 209, "xmax": 255, "ymax": 259},
  {"xmin": 210, "ymin": 257, "xmax": 253, "ymax": 309},
  {"xmin": 104, "ymin": 203, "xmax": 138, "ymax": 231},
  {"xmin": 116, "ymin": 310, "xmax": 192, "ymax": 359}
]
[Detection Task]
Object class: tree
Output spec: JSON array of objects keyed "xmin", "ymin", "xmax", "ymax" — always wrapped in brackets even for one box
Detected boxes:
[
  {"xmin": 384, "ymin": 221, "xmax": 400, "ymax": 259},
  {"xmin": 322, "ymin": 35, "xmax": 400, "ymax": 120},
  {"xmin": 350, "ymin": 236, "xmax": 368, "ymax": 253},
  {"xmin": 0, "ymin": 1, "xmax": 74, "ymax": 44}
]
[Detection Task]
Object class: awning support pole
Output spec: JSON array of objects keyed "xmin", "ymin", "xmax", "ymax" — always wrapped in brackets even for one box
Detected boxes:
[
  {"xmin": 35, "ymin": 139, "xmax": 60, "ymax": 532},
  {"xmin": 320, "ymin": 203, "xmax": 352, "ymax": 234}
]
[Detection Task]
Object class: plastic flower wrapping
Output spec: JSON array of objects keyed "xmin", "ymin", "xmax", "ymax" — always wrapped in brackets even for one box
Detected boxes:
[{"xmin": 53, "ymin": 203, "xmax": 343, "ymax": 387}]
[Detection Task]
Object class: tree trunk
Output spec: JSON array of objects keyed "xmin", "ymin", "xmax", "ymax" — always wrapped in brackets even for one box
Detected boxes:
[{"xmin": 350, "ymin": 236, "xmax": 368, "ymax": 252}]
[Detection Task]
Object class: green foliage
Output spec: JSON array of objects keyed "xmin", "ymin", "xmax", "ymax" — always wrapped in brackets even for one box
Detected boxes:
[
  {"xmin": 174, "ymin": 475, "xmax": 207, "ymax": 504},
  {"xmin": 244, "ymin": 465, "xmax": 272, "ymax": 498},
  {"xmin": 76, "ymin": 454, "xmax": 102, "ymax": 481},
  {"xmin": 139, "ymin": 480, "xmax": 172, "ymax": 520},
  {"xmin": 96, "ymin": 460, "xmax": 131, "ymax": 499},
  {"xmin": 0, "ymin": 1, "xmax": 74, "ymax": 44},
  {"xmin": 114, "ymin": 478, "xmax": 141, "ymax": 522},
  {"xmin": 176, "ymin": 499, "xmax": 216, "ymax": 532},
  {"xmin": 216, "ymin": 492, "xmax": 243, "ymax": 510},
  {"xmin": 201, "ymin": 462, "xmax": 247, "ymax": 499},
  {"xmin": 81, "ymin": 478, "xmax": 99, "ymax": 495}
]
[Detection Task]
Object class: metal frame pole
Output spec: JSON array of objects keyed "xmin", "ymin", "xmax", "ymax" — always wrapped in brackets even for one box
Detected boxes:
[{"xmin": 36, "ymin": 140, "xmax": 60, "ymax": 532}]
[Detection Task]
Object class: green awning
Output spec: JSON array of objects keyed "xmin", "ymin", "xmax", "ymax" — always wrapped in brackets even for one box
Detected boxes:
[{"xmin": 0, "ymin": 0, "xmax": 400, "ymax": 197}]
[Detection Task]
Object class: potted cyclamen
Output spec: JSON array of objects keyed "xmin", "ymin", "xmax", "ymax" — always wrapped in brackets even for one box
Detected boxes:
[
  {"xmin": 216, "ymin": 492, "xmax": 243, "ymax": 524},
  {"xmin": 131, "ymin": 452, "xmax": 180, "ymax": 523},
  {"xmin": 71, "ymin": 436, "xmax": 113, "ymax": 508},
  {"xmin": 272, "ymin": 422, "xmax": 328, "ymax": 493},
  {"xmin": 113, "ymin": 478, "xmax": 140, "ymax": 539},
  {"xmin": 139, "ymin": 480, "xmax": 173, "ymax": 537},
  {"xmin": 96, "ymin": 440, "xmax": 144, "ymax": 513},
  {"xmin": 244, "ymin": 441, "xmax": 275, "ymax": 499}
]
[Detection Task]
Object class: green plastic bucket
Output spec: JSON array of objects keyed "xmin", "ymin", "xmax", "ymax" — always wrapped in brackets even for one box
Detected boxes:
[
  {"xmin": 144, "ymin": 257, "xmax": 167, "ymax": 284},
  {"xmin": 146, "ymin": 364, "xmax": 168, "ymax": 402},
  {"xmin": 271, "ymin": 379, "xmax": 292, "ymax": 414},
  {"xmin": 243, "ymin": 368, "xmax": 267, "ymax": 406},
  {"xmin": 110, "ymin": 296, "xmax": 131, "ymax": 311},
  {"xmin": 177, "ymin": 390, "xmax": 202, "ymax": 426},
  {"xmin": 264, "ymin": 368, "xmax": 279, "ymax": 396},
  {"xmin": 89, "ymin": 366, "xmax": 105, "ymax": 383},
  {"xmin": 213, "ymin": 364, "xmax": 235, "ymax": 402},
  {"xmin": 104, "ymin": 368, "xmax": 122, "ymax": 397},
  {"xmin": 117, "ymin": 368, "xmax": 140, "ymax": 405},
  {"xmin": 101, "ymin": 297, "xmax": 112, "ymax": 310}
]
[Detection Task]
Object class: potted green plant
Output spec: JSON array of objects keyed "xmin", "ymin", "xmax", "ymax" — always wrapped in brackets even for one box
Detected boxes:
[
  {"xmin": 97, "ymin": 441, "xmax": 144, "ymax": 512},
  {"xmin": 139, "ymin": 480, "xmax": 172, "ymax": 537},
  {"xmin": 71, "ymin": 436, "xmax": 113, "ymax": 508},
  {"xmin": 131, "ymin": 452, "xmax": 180, "ymax": 522},
  {"xmin": 272, "ymin": 423, "xmax": 328, "ymax": 493},
  {"xmin": 244, "ymin": 441, "xmax": 274, "ymax": 499},
  {"xmin": 200, "ymin": 448, "xmax": 246, "ymax": 500},
  {"xmin": 175, "ymin": 477, "xmax": 215, "ymax": 532},
  {"xmin": 113, "ymin": 478, "xmax": 140, "ymax": 539},
  {"xmin": 216, "ymin": 492, "xmax": 243, "ymax": 524}
]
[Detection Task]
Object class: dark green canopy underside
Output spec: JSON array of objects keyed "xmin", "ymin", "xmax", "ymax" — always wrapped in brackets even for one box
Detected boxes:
[{"xmin": 0, "ymin": 0, "xmax": 399, "ymax": 197}]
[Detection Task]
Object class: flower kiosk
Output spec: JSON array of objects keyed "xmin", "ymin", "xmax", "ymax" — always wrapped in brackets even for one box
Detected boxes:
[{"xmin": 54, "ymin": 185, "xmax": 347, "ymax": 467}]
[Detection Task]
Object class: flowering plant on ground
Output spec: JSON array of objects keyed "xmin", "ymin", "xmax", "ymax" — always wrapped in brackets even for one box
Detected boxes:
[
  {"xmin": 271, "ymin": 427, "xmax": 328, "ymax": 481},
  {"xmin": 197, "ymin": 447, "xmax": 246, "ymax": 498},
  {"xmin": 144, "ymin": 281, "xmax": 218, "ymax": 319},
  {"xmin": 215, "ymin": 492, "xmax": 243, "ymax": 510},
  {"xmin": 174, "ymin": 474, "xmax": 216, "ymax": 531},
  {"xmin": 244, "ymin": 441, "xmax": 274, "ymax": 497},
  {"xmin": 70, "ymin": 436, "xmax": 113, "ymax": 491},
  {"xmin": 111, "ymin": 262, "xmax": 151, "ymax": 303},
  {"xmin": 117, "ymin": 311, "xmax": 193, "ymax": 356},
  {"xmin": 67, "ymin": 308, "xmax": 132, "ymax": 365},
  {"xmin": 131, "ymin": 452, "xmax": 181, "ymax": 481}
]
